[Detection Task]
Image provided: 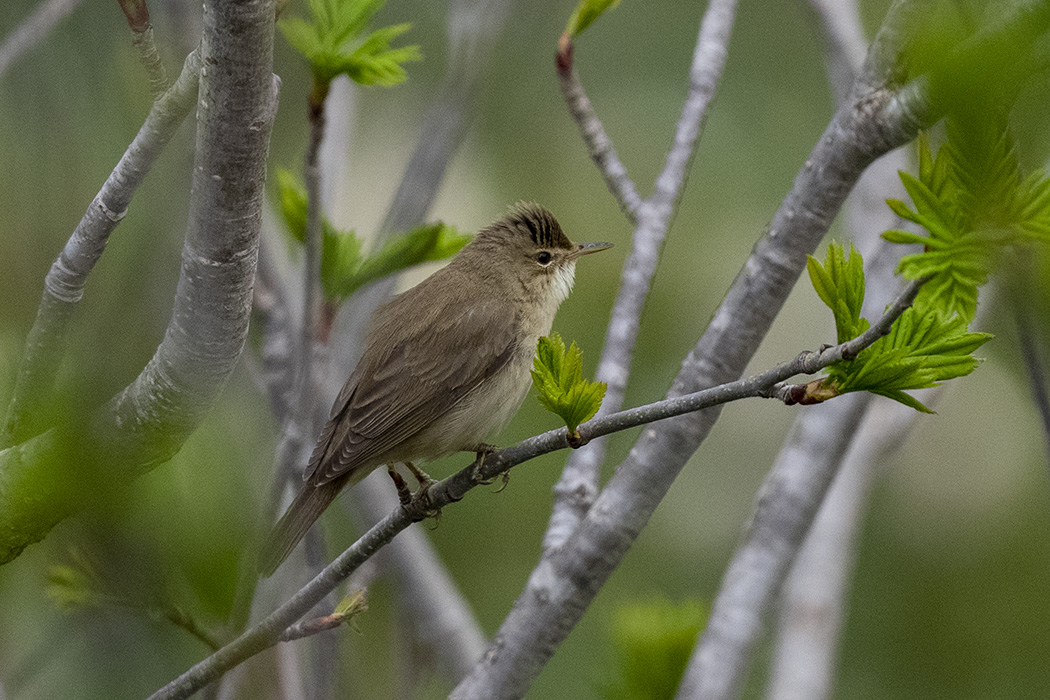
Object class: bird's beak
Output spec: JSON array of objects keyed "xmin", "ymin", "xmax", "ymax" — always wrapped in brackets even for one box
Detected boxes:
[{"xmin": 571, "ymin": 241, "xmax": 613, "ymax": 258}]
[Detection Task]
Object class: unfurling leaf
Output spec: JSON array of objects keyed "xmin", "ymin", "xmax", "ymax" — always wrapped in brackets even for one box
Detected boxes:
[
  {"xmin": 883, "ymin": 118, "xmax": 1050, "ymax": 322},
  {"xmin": 807, "ymin": 241, "xmax": 868, "ymax": 344},
  {"xmin": 279, "ymin": 0, "xmax": 420, "ymax": 87},
  {"xmin": 565, "ymin": 0, "xmax": 621, "ymax": 38},
  {"xmin": 822, "ymin": 306, "xmax": 992, "ymax": 413},
  {"xmin": 531, "ymin": 332, "xmax": 606, "ymax": 435}
]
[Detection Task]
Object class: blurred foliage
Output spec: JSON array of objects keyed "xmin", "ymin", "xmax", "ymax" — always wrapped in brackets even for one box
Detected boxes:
[
  {"xmin": 275, "ymin": 167, "xmax": 470, "ymax": 301},
  {"xmin": 598, "ymin": 598, "xmax": 707, "ymax": 700},
  {"xmin": 2, "ymin": 0, "xmax": 1050, "ymax": 699},
  {"xmin": 885, "ymin": 121, "xmax": 1050, "ymax": 320}
]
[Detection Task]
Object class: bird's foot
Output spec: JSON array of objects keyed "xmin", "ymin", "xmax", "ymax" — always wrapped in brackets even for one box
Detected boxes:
[
  {"xmin": 387, "ymin": 467, "xmax": 413, "ymax": 507},
  {"xmin": 402, "ymin": 462, "xmax": 442, "ymax": 522},
  {"xmin": 470, "ymin": 444, "xmax": 498, "ymax": 485}
]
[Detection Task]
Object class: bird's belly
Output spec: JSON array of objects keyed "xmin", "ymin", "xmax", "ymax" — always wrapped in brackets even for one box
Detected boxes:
[{"xmin": 397, "ymin": 350, "xmax": 534, "ymax": 461}]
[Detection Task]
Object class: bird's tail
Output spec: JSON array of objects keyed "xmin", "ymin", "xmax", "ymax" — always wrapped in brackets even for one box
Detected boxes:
[{"xmin": 257, "ymin": 476, "xmax": 348, "ymax": 577}]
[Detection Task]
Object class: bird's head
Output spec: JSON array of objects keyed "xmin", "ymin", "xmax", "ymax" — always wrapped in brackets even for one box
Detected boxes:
[{"xmin": 464, "ymin": 203, "xmax": 612, "ymax": 308}]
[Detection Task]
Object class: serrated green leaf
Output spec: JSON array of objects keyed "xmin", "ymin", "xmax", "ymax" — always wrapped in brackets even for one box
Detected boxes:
[
  {"xmin": 531, "ymin": 332, "xmax": 606, "ymax": 433},
  {"xmin": 566, "ymin": 0, "xmax": 621, "ymax": 37},
  {"xmin": 281, "ymin": 0, "xmax": 419, "ymax": 87},
  {"xmin": 823, "ymin": 306, "xmax": 992, "ymax": 413}
]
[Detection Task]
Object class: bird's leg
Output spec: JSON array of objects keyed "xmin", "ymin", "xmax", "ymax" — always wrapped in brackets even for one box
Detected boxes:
[
  {"xmin": 469, "ymin": 443, "xmax": 498, "ymax": 485},
  {"xmin": 401, "ymin": 462, "xmax": 442, "ymax": 521},
  {"xmin": 387, "ymin": 466, "xmax": 413, "ymax": 507},
  {"xmin": 404, "ymin": 461, "xmax": 438, "ymax": 491}
]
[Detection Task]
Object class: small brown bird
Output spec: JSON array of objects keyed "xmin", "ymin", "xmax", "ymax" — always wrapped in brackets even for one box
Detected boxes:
[{"xmin": 259, "ymin": 204, "xmax": 611, "ymax": 575}]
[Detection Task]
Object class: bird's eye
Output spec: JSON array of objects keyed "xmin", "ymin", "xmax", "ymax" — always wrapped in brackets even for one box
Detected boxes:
[{"xmin": 535, "ymin": 251, "xmax": 553, "ymax": 265}]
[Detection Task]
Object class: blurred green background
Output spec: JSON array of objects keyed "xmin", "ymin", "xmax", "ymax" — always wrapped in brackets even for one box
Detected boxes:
[{"xmin": 2, "ymin": 0, "xmax": 1050, "ymax": 698}]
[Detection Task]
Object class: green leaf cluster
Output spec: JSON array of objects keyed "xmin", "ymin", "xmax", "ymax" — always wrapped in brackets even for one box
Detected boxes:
[
  {"xmin": 565, "ymin": 0, "xmax": 620, "ymax": 38},
  {"xmin": 807, "ymin": 242, "xmax": 991, "ymax": 413},
  {"xmin": 599, "ymin": 598, "xmax": 707, "ymax": 700},
  {"xmin": 884, "ymin": 119, "xmax": 1050, "ymax": 321},
  {"xmin": 279, "ymin": 0, "xmax": 421, "ymax": 87},
  {"xmin": 531, "ymin": 332, "xmax": 606, "ymax": 435},
  {"xmin": 276, "ymin": 168, "xmax": 471, "ymax": 302}
]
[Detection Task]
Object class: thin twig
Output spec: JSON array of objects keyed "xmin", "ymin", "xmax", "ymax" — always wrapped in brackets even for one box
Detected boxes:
[
  {"xmin": 0, "ymin": 0, "xmax": 83, "ymax": 79},
  {"xmin": 1, "ymin": 49, "xmax": 201, "ymax": 449},
  {"xmin": 147, "ymin": 278, "xmax": 922, "ymax": 700},
  {"xmin": 555, "ymin": 41, "xmax": 642, "ymax": 222},
  {"xmin": 118, "ymin": 0, "xmax": 170, "ymax": 97},
  {"xmin": 545, "ymin": 0, "xmax": 741, "ymax": 552}
]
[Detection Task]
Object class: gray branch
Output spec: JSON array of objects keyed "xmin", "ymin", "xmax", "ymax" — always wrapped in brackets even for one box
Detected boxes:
[
  {"xmin": 1, "ymin": 49, "xmax": 201, "ymax": 448},
  {"xmin": 148, "ymin": 276, "xmax": 921, "ymax": 700},
  {"xmin": 0, "ymin": 0, "xmax": 83, "ymax": 79},
  {"xmin": 545, "ymin": 0, "xmax": 741, "ymax": 552},
  {"xmin": 761, "ymin": 4, "xmax": 897, "ymax": 698},
  {"xmin": 676, "ymin": 393, "xmax": 872, "ymax": 700},
  {"xmin": 765, "ymin": 389, "xmax": 936, "ymax": 700},
  {"xmin": 0, "ymin": 0, "xmax": 277, "ymax": 564},
  {"xmin": 451, "ymin": 2, "xmax": 934, "ymax": 697},
  {"xmin": 131, "ymin": 25, "xmax": 170, "ymax": 98}
]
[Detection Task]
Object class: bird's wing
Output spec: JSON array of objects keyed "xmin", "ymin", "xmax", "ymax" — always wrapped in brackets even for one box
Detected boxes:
[{"xmin": 306, "ymin": 291, "xmax": 520, "ymax": 485}]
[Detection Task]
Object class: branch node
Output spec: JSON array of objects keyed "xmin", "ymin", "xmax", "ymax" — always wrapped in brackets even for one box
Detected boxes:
[
  {"xmin": 96, "ymin": 196, "xmax": 127, "ymax": 222},
  {"xmin": 556, "ymin": 32, "xmax": 573, "ymax": 75}
]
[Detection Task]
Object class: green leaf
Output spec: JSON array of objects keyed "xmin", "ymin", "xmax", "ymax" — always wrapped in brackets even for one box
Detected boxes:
[
  {"xmin": 531, "ymin": 332, "xmax": 606, "ymax": 434},
  {"xmin": 276, "ymin": 167, "xmax": 309, "ymax": 244},
  {"xmin": 882, "ymin": 117, "xmax": 1045, "ymax": 322},
  {"xmin": 824, "ymin": 307, "xmax": 992, "ymax": 413},
  {"xmin": 330, "ymin": 223, "xmax": 471, "ymax": 300},
  {"xmin": 279, "ymin": 0, "xmax": 420, "ymax": 87},
  {"xmin": 273, "ymin": 170, "xmax": 468, "ymax": 303},
  {"xmin": 807, "ymin": 242, "xmax": 868, "ymax": 344},
  {"xmin": 320, "ymin": 229, "xmax": 364, "ymax": 299},
  {"xmin": 566, "ymin": 0, "xmax": 620, "ymax": 37}
]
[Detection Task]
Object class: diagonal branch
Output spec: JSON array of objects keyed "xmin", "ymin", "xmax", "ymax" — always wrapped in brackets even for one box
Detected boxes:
[
  {"xmin": 556, "ymin": 42, "xmax": 642, "ymax": 223},
  {"xmin": 0, "ymin": 0, "xmax": 84, "ymax": 79},
  {"xmin": 147, "ymin": 277, "xmax": 923, "ymax": 700},
  {"xmin": 545, "ymin": 0, "xmax": 741, "ymax": 552},
  {"xmin": 0, "ymin": 0, "xmax": 278, "ymax": 565},
  {"xmin": 2, "ymin": 49, "xmax": 202, "ymax": 448},
  {"xmin": 451, "ymin": 2, "xmax": 934, "ymax": 697}
]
